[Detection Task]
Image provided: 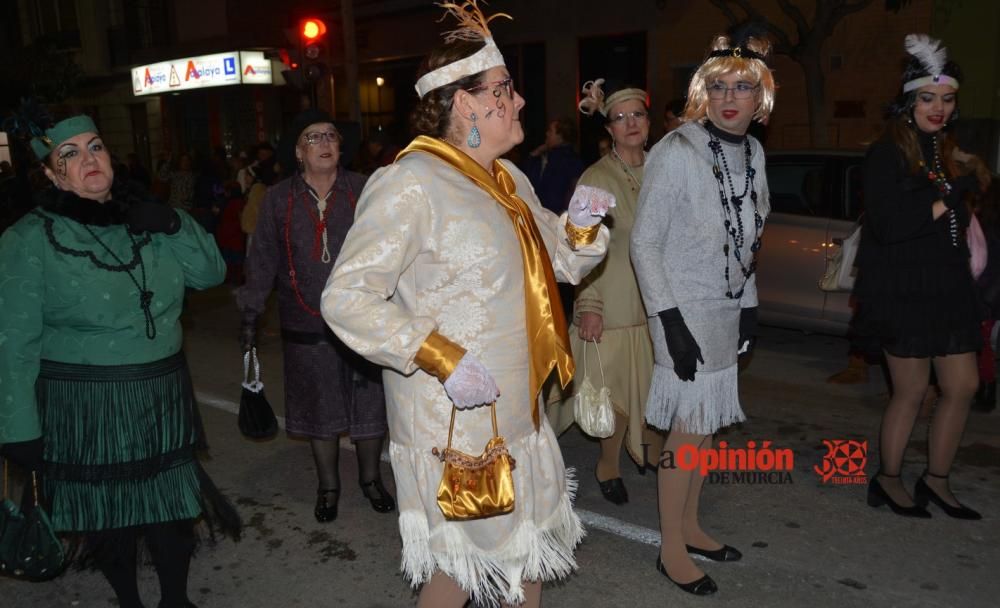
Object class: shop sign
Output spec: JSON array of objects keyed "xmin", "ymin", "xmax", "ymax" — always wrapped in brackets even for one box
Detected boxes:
[{"xmin": 132, "ymin": 51, "xmax": 273, "ymax": 96}]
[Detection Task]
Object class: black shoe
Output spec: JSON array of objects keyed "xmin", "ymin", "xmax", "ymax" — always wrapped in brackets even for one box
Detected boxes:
[
  {"xmin": 866, "ymin": 475, "xmax": 931, "ymax": 518},
  {"xmin": 315, "ymin": 488, "xmax": 340, "ymax": 522},
  {"xmin": 360, "ymin": 479, "xmax": 396, "ymax": 513},
  {"xmin": 597, "ymin": 474, "xmax": 628, "ymax": 505},
  {"xmin": 655, "ymin": 556, "xmax": 717, "ymax": 596},
  {"xmin": 686, "ymin": 544, "xmax": 742, "ymax": 562},
  {"xmin": 914, "ymin": 472, "xmax": 982, "ymax": 520},
  {"xmin": 973, "ymin": 381, "xmax": 996, "ymax": 412}
]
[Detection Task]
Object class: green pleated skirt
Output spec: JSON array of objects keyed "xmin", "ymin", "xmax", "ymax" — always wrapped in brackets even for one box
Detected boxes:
[{"xmin": 36, "ymin": 353, "xmax": 205, "ymax": 533}]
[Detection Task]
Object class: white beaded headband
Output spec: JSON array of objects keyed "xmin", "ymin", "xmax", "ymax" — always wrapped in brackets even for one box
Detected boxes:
[
  {"xmin": 901, "ymin": 34, "xmax": 960, "ymax": 93},
  {"xmin": 414, "ymin": 1, "xmax": 511, "ymax": 99}
]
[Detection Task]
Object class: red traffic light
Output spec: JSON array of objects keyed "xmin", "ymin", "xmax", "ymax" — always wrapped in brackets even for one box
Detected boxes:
[{"xmin": 301, "ymin": 18, "xmax": 327, "ymax": 41}]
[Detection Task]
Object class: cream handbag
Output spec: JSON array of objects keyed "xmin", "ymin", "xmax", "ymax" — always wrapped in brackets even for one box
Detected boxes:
[{"xmin": 573, "ymin": 339, "xmax": 615, "ymax": 438}]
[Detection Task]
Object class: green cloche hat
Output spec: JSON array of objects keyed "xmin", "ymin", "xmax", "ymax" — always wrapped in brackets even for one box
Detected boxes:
[{"xmin": 30, "ymin": 115, "xmax": 99, "ymax": 160}]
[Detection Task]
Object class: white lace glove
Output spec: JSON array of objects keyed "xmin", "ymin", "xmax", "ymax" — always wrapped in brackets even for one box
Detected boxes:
[
  {"xmin": 443, "ymin": 353, "xmax": 500, "ymax": 409},
  {"xmin": 567, "ymin": 185, "xmax": 616, "ymax": 227}
]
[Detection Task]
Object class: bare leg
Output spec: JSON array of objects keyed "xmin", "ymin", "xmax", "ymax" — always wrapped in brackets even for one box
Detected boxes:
[
  {"xmin": 682, "ymin": 435, "xmax": 722, "ymax": 551},
  {"xmin": 501, "ymin": 580, "xmax": 542, "ymax": 608},
  {"xmin": 416, "ymin": 572, "xmax": 470, "ymax": 608},
  {"xmin": 926, "ymin": 353, "xmax": 978, "ymax": 505},
  {"xmin": 658, "ymin": 430, "xmax": 707, "ymax": 584},
  {"xmin": 878, "ymin": 353, "xmax": 931, "ymax": 506}
]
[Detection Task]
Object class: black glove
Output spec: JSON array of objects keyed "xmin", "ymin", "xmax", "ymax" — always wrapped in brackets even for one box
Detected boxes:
[
  {"xmin": 739, "ymin": 307, "xmax": 758, "ymax": 356},
  {"xmin": 127, "ymin": 200, "xmax": 181, "ymax": 235},
  {"xmin": 1, "ymin": 437, "xmax": 44, "ymax": 470},
  {"xmin": 658, "ymin": 308, "xmax": 704, "ymax": 382},
  {"xmin": 240, "ymin": 319, "xmax": 258, "ymax": 353}
]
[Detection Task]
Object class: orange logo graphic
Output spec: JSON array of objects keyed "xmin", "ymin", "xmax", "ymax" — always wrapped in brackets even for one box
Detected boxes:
[
  {"xmin": 185, "ymin": 60, "xmax": 200, "ymax": 81},
  {"xmin": 244, "ymin": 64, "xmax": 256, "ymax": 75},
  {"xmin": 814, "ymin": 439, "xmax": 868, "ymax": 484}
]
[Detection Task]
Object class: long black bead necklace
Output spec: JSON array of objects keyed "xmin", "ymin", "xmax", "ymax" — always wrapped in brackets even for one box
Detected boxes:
[
  {"xmin": 918, "ymin": 134, "xmax": 959, "ymax": 247},
  {"xmin": 80, "ymin": 225, "xmax": 157, "ymax": 340},
  {"xmin": 708, "ymin": 134, "xmax": 763, "ymax": 299}
]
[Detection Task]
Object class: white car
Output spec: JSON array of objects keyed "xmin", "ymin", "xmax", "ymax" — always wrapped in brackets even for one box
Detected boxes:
[{"xmin": 757, "ymin": 151, "xmax": 865, "ymax": 335}]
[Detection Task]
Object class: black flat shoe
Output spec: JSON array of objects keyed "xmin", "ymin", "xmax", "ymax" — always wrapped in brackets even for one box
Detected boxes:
[
  {"xmin": 655, "ymin": 556, "xmax": 717, "ymax": 596},
  {"xmin": 597, "ymin": 475, "xmax": 628, "ymax": 505},
  {"xmin": 360, "ymin": 479, "xmax": 396, "ymax": 513},
  {"xmin": 866, "ymin": 475, "xmax": 931, "ymax": 518},
  {"xmin": 315, "ymin": 488, "xmax": 340, "ymax": 522},
  {"xmin": 687, "ymin": 544, "xmax": 742, "ymax": 562},
  {"xmin": 914, "ymin": 473, "xmax": 982, "ymax": 520}
]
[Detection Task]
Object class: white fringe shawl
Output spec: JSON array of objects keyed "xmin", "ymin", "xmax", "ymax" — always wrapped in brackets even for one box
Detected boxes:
[
  {"xmin": 644, "ymin": 363, "xmax": 745, "ymax": 435},
  {"xmin": 399, "ymin": 470, "xmax": 584, "ymax": 607}
]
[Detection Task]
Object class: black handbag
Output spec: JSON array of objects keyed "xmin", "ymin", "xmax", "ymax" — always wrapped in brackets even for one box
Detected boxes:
[
  {"xmin": 0, "ymin": 459, "xmax": 66, "ymax": 580},
  {"xmin": 238, "ymin": 347, "xmax": 279, "ymax": 440}
]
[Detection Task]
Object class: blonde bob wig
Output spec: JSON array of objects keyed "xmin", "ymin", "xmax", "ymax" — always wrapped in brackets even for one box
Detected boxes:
[{"xmin": 683, "ymin": 34, "xmax": 776, "ymax": 123}]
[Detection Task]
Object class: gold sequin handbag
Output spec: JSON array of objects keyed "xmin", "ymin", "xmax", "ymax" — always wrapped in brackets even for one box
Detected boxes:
[
  {"xmin": 573, "ymin": 339, "xmax": 615, "ymax": 438},
  {"xmin": 431, "ymin": 403, "xmax": 516, "ymax": 521}
]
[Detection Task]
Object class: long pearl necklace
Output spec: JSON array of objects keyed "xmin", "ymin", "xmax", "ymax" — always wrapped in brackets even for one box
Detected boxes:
[{"xmin": 612, "ymin": 143, "xmax": 645, "ymax": 192}]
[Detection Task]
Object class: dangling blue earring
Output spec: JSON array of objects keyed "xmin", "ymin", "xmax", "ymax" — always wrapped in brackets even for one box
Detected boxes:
[{"xmin": 467, "ymin": 112, "xmax": 481, "ymax": 148}]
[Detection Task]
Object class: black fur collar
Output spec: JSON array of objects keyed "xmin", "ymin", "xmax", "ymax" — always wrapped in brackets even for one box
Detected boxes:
[{"xmin": 36, "ymin": 180, "xmax": 137, "ymax": 226}]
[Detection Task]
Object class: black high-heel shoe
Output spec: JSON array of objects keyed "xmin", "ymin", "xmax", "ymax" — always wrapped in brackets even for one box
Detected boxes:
[
  {"xmin": 315, "ymin": 488, "xmax": 340, "ymax": 522},
  {"xmin": 866, "ymin": 474, "xmax": 931, "ymax": 518},
  {"xmin": 914, "ymin": 472, "xmax": 982, "ymax": 520},
  {"xmin": 596, "ymin": 472, "xmax": 628, "ymax": 505},
  {"xmin": 655, "ymin": 556, "xmax": 717, "ymax": 596},
  {"xmin": 686, "ymin": 544, "xmax": 742, "ymax": 562},
  {"xmin": 360, "ymin": 479, "xmax": 396, "ymax": 513}
]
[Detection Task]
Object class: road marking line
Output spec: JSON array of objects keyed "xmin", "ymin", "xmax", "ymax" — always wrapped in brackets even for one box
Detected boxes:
[{"xmin": 197, "ymin": 390, "xmax": 678, "ymax": 552}]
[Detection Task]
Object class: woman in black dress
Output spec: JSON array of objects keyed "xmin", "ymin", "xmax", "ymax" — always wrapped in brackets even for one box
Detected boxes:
[{"xmin": 856, "ymin": 35, "xmax": 985, "ymax": 520}]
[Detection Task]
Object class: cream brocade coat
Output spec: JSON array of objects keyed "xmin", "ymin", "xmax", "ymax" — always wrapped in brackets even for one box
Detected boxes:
[{"xmin": 321, "ymin": 151, "xmax": 608, "ymax": 605}]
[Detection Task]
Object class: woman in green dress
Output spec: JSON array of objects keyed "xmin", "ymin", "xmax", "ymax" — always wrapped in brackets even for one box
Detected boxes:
[
  {"xmin": 549, "ymin": 80, "xmax": 663, "ymax": 504},
  {"xmin": 0, "ymin": 115, "xmax": 239, "ymax": 608}
]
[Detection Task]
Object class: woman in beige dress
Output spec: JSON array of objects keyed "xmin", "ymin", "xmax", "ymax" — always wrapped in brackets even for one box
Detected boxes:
[
  {"xmin": 548, "ymin": 80, "xmax": 662, "ymax": 505},
  {"xmin": 320, "ymin": 3, "xmax": 609, "ymax": 607}
]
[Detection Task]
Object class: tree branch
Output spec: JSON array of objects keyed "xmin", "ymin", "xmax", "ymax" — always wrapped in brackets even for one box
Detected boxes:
[
  {"xmin": 826, "ymin": 0, "xmax": 874, "ymax": 37},
  {"xmin": 776, "ymin": 0, "xmax": 810, "ymax": 40}
]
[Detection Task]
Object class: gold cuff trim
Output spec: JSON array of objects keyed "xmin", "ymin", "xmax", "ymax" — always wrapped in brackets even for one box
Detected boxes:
[
  {"xmin": 565, "ymin": 222, "xmax": 601, "ymax": 249},
  {"xmin": 415, "ymin": 331, "xmax": 467, "ymax": 382}
]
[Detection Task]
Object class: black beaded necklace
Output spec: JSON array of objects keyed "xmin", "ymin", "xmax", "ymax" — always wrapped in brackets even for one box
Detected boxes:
[
  {"xmin": 34, "ymin": 210, "xmax": 157, "ymax": 339},
  {"xmin": 918, "ymin": 133, "xmax": 959, "ymax": 247},
  {"xmin": 707, "ymin": 131, "xmax": 763, "ymax": 299}
]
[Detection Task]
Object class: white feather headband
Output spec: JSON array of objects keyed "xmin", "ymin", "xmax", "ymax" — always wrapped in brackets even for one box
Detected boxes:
[
  {"xmin": 414, "ymin": 1, "xmax": 511, "ymax": 99},
  {"xmin": 902, "ymin": 34, "xmax": 959, "ymax": 93}
]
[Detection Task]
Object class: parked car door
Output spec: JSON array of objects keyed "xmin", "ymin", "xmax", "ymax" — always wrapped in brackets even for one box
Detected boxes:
[{"xmin": 821, "ymin": 157, "xmax": 865, "ymax": 329}]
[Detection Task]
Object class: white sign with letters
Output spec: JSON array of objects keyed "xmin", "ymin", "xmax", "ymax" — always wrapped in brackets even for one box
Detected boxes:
[{"xmin": 132, "ymin": 51, "xmax": 273, "ymax": 96}]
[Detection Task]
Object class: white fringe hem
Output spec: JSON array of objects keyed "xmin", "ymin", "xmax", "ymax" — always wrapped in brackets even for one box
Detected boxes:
[
  {"xmin": 399, "ymin": 469, "xmax": 584, "ymax": 607},
  {"xmin": 644, "ymin": 363, "xmax": 745, "ymax": 434}
]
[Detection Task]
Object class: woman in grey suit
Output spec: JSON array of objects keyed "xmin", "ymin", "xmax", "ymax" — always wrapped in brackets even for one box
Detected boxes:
[{"xmin": 631, "ymin": 27, "xmax": 775, "ymax": 596}]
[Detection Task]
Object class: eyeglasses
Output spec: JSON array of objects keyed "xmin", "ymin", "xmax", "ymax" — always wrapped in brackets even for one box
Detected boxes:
[
  {"xmin": 608, "ymin": 110, "xmax": 648, "ymax": 124},
  {"xmin": 707, "ymin": 82, "xmax": 759, "ymax": 100},
  {"xmin": 468, "ymin": 78, "xmax": 515, "ymax": 100},
  {"xmin": 302, "ymin": 131, "xmax": 340, "ymax": 145}
]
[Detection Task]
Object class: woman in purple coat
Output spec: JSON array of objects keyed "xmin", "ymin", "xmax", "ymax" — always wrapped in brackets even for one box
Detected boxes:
[{"xmin": 238, "ymin": 110, "xmax": 395, "ymax": 522}]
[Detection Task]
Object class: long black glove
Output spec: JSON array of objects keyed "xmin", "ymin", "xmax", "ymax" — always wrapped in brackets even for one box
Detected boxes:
[
  {"xmin": 658, "ymin": 308, "xmax": 703, "ymax": 382},
  {"xmin": 943, "ymin": 174, "xmax": 979, "ymax": 210},
  {"xmin": 127, "ymin": 200, "xmax": 181, "ymax": 235},
  {"xmin": 739, "ymin": 307, "xmax": 758, "ymax": 356},
  {"xmin": 1, "ymin": 437, "xmax": 44, "ymax": 470},
  {"xmin": 240, "ymin": 318, "xmax": 258, "ymax": 354}
]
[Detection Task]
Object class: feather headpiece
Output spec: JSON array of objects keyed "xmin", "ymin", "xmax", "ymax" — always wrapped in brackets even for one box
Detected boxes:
[
  {"xmin": 414, "ymin": 1, "xmax": 512, "ymax": 98},
  {"xmin": 902, "ymin": 34, "xmax": 959, "ymax": 92}
]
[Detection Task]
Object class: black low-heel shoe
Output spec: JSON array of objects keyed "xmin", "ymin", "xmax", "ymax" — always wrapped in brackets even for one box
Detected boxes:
[
  {"xmin": 914, "ymin": 473, "xmax": 982, "ymax": 520},
  {"xmin": 360, "ymin": 479, "xmax": 396, "ymax": 513},
  {"xmin": 687, "ymin": 544, "xmax": 742, "ymax": 562},
  {"xmin": 866, "ymin": 475, "xmax": 931, "ymax": 518},
  {"xmin": 597, "ymin": 475, "xmax": 628, "ymax": 505},
  {"xmin": 315, "ymin": 488, "xmax": 340, "ymax": 522},
  {"xmin": 655, "ymin": 556, "xmax": 717, "ymax": 596}
]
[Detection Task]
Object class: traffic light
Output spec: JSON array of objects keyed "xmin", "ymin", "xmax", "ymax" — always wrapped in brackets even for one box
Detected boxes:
[{"xmin": 299, "ymin": 17, "xmax": 328, "ymax": 84}]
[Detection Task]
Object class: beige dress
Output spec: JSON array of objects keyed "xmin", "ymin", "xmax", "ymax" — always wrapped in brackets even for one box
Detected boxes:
[
  {"xmin": 547, "ymin": 154, "xmax": 661, "ymax": 464},
  {"xmin": 321, "ymin": 151, "xmax": 608, "ymax": 606}
]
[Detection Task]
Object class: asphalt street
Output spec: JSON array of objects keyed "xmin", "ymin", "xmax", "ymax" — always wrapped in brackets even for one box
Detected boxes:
[{"xmin": 2, "ymin": 285, "xmax": 998, "ymax": 607}]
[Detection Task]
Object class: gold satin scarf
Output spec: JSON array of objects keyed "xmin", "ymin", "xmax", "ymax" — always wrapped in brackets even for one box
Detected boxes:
[{"xmin": 397, "ymin": 136, "xmax": 574, "ymax": 429}]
